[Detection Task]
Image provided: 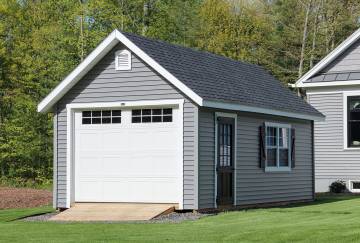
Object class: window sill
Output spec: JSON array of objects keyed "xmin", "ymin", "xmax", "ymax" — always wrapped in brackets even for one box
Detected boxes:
[
  {"xmin": 265, "ymin": 167, "xmax": 291, "ymax": 172},
  {"xmin": 343, "ymin": 147, "xmax": 360, "ymax": 151}
]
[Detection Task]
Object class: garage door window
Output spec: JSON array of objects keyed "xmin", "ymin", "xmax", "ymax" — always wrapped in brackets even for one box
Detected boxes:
[
  {"xmin": 132, "ymin": 108, "xmax": 172, "ymax": 123},
  {"xmin": 82, "ymin": 110, "xmax": 121, "ymax": 124}
]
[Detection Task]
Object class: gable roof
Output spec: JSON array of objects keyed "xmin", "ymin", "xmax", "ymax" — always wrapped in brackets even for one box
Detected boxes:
[
  {"xmin": 296, "ymin": 28, "xmax": 360, "ymax": 88},
  {"xmin": 38, "ymin": 29, "xmax": 323, "ymax": 120}
]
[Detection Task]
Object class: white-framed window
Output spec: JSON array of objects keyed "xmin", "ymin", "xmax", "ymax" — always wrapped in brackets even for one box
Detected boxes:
[
  {"xmin": 82, "ymin": 110, "xmax": 121, "ymax": 125},
  {"xmin": 132, "ymin": 108, "xmax": 172, "ymax": 123},
  {"xmin": 115, "ymin": 49, "xmax": 131, "ymax": 71},
  {"xmin": 349, "ymin": 180, "xmax": 360, "ymax": 193},
  {"xmin": 347, "ymin": 96, "xmax": 360, "ymax": 147},
  {"xmin": 265, "ymin": 122, "xmax": 292, "ymax": 172}
]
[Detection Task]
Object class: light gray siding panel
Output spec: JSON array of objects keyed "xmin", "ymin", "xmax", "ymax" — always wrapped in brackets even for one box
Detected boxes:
[
  {"xmin": 323, "ymin": 39, "xmax": 360, "ymax": 73},
  {"xmin": 198, "ymin": 111, "xmax": 215, "ymax": 209},
  {"xmin": 198, "ymin": 109, "xmax": 313, "ymax": 208},
  {"xmin": 308, "ymin": 92, "xmax": 360, "ymax": 192},
  {"xmin": 55, "ymin": 43, "xmax": 197, "ymax": 209}
]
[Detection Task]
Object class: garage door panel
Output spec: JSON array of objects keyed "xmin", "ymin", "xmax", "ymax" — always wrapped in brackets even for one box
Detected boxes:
[
  {"xmin": 129, "ymin": 130, "xmax": 179, "ymax": 149},
  {"xmin": 102, "ymin": 179, "xmax": 178, "ymax": 202},
  {"xmin": 79, "ymin": 132, "xmax": 101, "ymax": 151},
  {"xmin": 78, "ymin": 157, "xmax": 102, "ymax": 175},
  {"xmin": 74, "ymin": 108, "xmax": 181, "ymax": 203},
  {"xmin": 77, "ymin": 180, "xmax": 103, "ymax": 201},
  {"xmin": 101, "ymin": 131, "xmax": 129, "ymax": 149},
  {"xmin": 101, "ymin": 156, "xmax": 132, "ymax": 175}
]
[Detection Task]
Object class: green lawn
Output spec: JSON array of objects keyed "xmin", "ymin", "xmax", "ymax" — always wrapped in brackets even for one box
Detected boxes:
[{"xmin": 1, "ymin": 195, "xmax": 360, "ymax": 242}]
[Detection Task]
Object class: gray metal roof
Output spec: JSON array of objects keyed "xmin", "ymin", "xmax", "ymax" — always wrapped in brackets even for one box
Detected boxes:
[
  {"xmin": 123, "ymin": 31, "xmax": 323, "ymax": 118},
  {"xmin": 305, "ymin": 72, "xmax": 360, "ymax": 83}
]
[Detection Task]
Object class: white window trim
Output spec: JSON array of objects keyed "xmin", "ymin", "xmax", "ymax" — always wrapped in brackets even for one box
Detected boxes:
[
  {"xmin": 66, "ymin": 99, "xmax": 184, "ymax": 209},
  {"xmin": 343, "ymin": 91, "xmax": 360, "ymax": 150},
  {"xmin": 349, "ymin": 180, "xmax": 360, "ymax": 193},
  {"xmin": 214, "ymin": 112, "xmax": 237, "ymax": 208},
  {"xmin": 264, "ymin": 122, "xmax": 292, "ymax": 172},
  {"xmin": 115, "ymin": 49, "xmax": 131, "ymax": 71}
]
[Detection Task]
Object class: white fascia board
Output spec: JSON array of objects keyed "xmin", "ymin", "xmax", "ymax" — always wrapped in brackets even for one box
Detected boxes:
[
  {"xmin": 114, "ymin": 30, "xmax": 203, "ymax": 105},
  {"xmin": 296, "ymin": 28, "xmax": 360, "ymax": 86},
  {"xmin": 38, "ymin": 29, "xmax": 203, "ymax": 113},
  {"xmin": 298, "ymin": 80, "xmax": 360, "ymax": 88},
  {"xmin": 38, "ymin": 30, "xmax": 119, "ymax": 113},
  {"xmin": 203, "ymin": 100, "xmax": 325, "ymax": 121}
]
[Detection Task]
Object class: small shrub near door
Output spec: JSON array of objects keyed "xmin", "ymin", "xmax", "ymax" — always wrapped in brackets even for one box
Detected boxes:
[{"xmin": 329, "ymin": 180, "xmax": 346, "ymax": 193}]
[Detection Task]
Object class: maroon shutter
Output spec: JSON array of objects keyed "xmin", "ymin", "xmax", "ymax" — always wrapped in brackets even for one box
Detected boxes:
[
  {"xmin": 259, "ymin": 124, "xmax": 266, "ymax": 168},
  {"xmin": 291, "ymin": 128, "xmax": 296, "ymax": 168}
]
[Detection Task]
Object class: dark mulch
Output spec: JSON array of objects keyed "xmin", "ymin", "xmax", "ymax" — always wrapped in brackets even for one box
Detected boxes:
[{"xmin": 0, "ymin": 187, "xmax": 52, "ymax": 209}]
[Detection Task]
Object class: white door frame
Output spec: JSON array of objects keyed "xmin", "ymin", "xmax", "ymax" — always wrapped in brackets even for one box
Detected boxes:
[
  {"xmin": 66, "ymin": 99, "xmax": 185, "ymax": 209},
  {"xmin": 214, "ymin": 112, "xmax": 237, "ymax": 208}
]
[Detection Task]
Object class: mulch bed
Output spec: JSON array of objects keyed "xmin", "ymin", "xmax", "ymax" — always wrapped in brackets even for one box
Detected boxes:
[{"xmin": 0, "ymin": 187, "xmax": 52, "ymax": 209}]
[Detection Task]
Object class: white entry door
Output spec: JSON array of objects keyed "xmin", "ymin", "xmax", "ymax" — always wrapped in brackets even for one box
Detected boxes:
[{"xmin": 74, "ymin": 106, "xmax": 182, "ymax": 203}]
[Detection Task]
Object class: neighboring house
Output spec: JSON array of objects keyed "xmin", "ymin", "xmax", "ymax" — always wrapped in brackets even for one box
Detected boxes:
[
  {"xmin": 296, "ymin": 28, "xmax": 360, "ymax": 193},
  {"xmin": 38, "ymin": 30, "xmax": 323, "ymax": 210}
]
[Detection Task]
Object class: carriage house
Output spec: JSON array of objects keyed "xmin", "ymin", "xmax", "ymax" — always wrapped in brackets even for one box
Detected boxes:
[{"xmin": 38, "ymin": 30, "xmax": 323, "ymax": 210}]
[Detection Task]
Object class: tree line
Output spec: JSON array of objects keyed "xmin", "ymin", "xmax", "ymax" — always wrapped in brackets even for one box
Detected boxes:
[{"xmin": 0, "ymin": 0, "xmax": 359, "ymax": 185}]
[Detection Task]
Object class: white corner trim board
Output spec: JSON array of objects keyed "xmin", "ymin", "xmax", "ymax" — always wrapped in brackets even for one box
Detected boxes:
[
  {"xmin": 214, "ymin": 112, "xmax": 237, "ymax": 208},
  {"xmin": 38, "ymin": 29, "xmax": 203, "ymax": 113},
  {"xmin": 296, "ymin": 28, "xmax": 360, "ymax": 86},
  {"xmin": 65, "ymin": 99, "xmax": 185, "ymax": 209}
]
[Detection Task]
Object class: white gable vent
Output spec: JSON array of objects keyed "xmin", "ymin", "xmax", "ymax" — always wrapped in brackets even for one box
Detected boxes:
[{"xmin": 115, "ymin": 49, "xmax": 131, "ymax": 71}]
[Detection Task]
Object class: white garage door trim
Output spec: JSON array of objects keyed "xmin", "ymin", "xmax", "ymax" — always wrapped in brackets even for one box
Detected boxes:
[{"xmin": 66, "ymin": 99, "xmax": 184, "ymax": 209}]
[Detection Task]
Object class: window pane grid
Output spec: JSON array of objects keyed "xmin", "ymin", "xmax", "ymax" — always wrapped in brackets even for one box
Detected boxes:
[
  {"xmin": 82, "ymin": 110, "xmax": 121, "ymax": 124},
  {"xmin": 132, "ymin": 108, "xmax": 173, "ymax": 123},
  {"xmin": 265, "ymin": 125, "xmax": 290, "ymax": 168}
]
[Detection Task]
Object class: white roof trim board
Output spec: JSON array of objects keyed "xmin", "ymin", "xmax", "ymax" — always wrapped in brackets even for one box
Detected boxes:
[
  {"xmin": 38, "ymin": 29, "xmax": 323, "ymax": 121},
  {"xmin": 203, "ymin": 100, "xmax": 324, "ymax": 121},
  {"xmin": 37, "ymin": 29, "xmax": 203, "ymax": 112},
  {"xmin": 296, "ymin": 28, "xmax": 360, "ymax": 88}
]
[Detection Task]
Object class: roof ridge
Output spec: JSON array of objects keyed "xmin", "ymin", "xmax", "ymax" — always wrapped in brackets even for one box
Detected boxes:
[{"xmin": 120, "ymin": 30, "xmax": 262, "ymax": 70}]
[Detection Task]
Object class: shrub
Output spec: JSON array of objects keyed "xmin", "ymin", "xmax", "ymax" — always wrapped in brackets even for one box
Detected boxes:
[{"xmin": 329, "ymin": 180, "xmax": 346, "ymax": 193}]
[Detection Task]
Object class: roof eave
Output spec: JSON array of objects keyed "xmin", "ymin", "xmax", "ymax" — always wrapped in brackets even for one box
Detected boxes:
[
  {"xmin": 296, "ymin": 28, "xmax": 360, "ymax": 87},
  {"xmin": 297, "ymin": 79, "xmax": 360, "ymax": 88},
  {"xmin": 203, "ymin": 100, "xmax": 325, "ymax": 121}
]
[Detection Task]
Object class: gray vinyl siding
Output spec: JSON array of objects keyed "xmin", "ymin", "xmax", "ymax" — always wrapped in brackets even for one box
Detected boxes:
[
  {"xmin": 198, "ymin": 109, "xmax": 313, "ymax": 209},
  {"xmin": 323, "ymin": 39, "xmax": 360, "ymax": 73},
  {"xmin": 308, "ymin": 92, "xmax": 360, "ymax": 192},
  {"xmin": 198, "ymin": 111, "xmax": 215, "ymax": 208},
  {"xmin": 54, "ymin": 43, "xmax": 197, "ymax": 209}
]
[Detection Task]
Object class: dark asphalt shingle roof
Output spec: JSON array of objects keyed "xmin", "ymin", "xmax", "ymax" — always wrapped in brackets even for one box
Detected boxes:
[{"xmin": 123, "ymin": 31, "xmax": 323, "ymax": 118}]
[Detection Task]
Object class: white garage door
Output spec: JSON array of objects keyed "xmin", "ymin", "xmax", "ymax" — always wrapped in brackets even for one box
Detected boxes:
[{"xmin": 74, "ymin": 106, "xmax": 182, "ymax": 203}]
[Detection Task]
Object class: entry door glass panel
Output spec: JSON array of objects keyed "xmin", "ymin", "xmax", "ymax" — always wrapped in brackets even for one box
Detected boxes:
[
  {"xmin": 219, "ymin": 124, "xmax": 232, "ymax": 167},
  {"xmin": 217, "ymin": 117, "xmax": 235, "ymax": 206}
]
